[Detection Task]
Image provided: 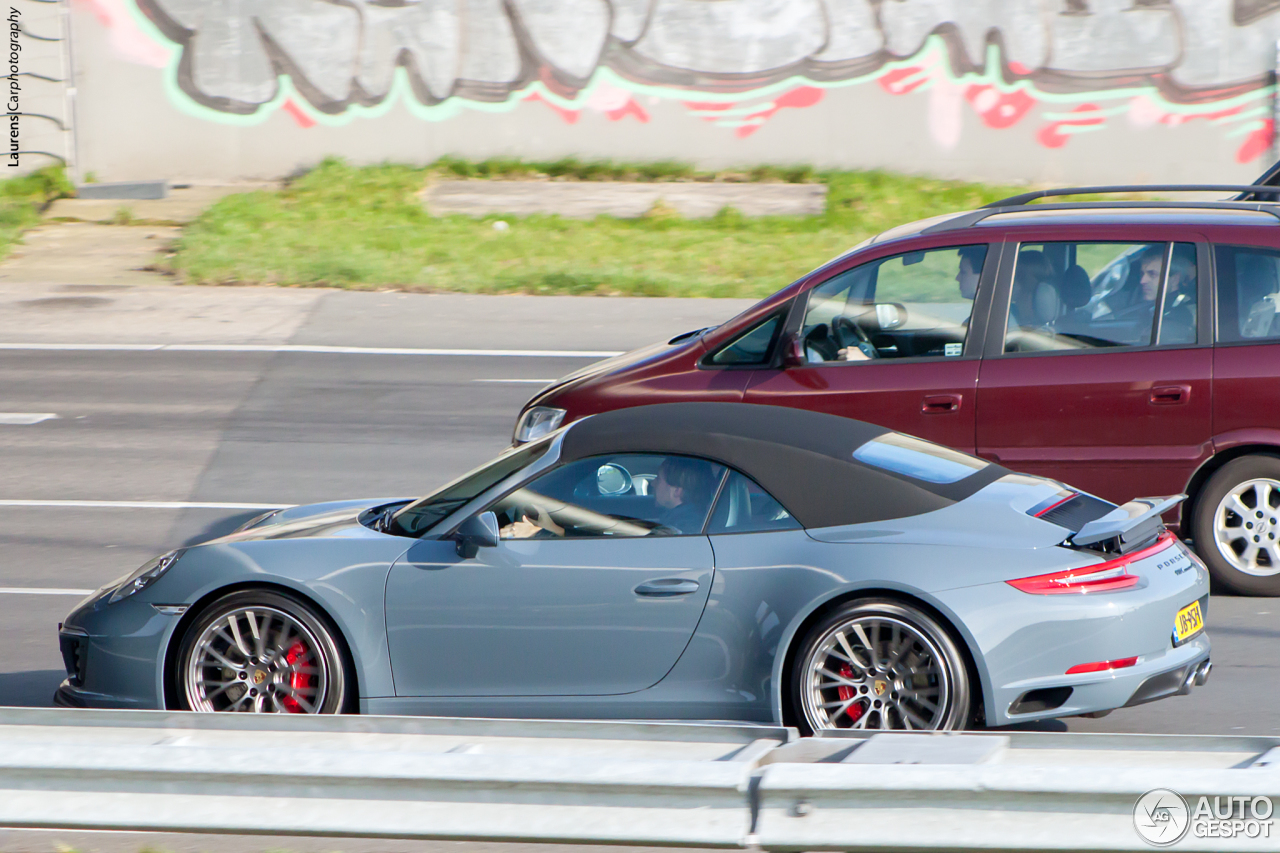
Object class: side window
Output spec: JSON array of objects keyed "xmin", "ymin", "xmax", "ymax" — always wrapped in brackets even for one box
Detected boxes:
[
  {"xmin": 706, "ymin": 470, "xmax": 801, "ymax": 534},
  {"xmin": 708, "ymin": 313, "xmax": 783, "ymax": 366},
  {"xmin": 492, "ymin": 454, "xmax": 726, "ymax": 539},
  {"xmin": 1215, "ymin": 245, "xmax": 1280, "ymax": 343},
  {"xmin": 799, "ymin": 245, "xmax": 988, "ymax": 363},
  {"xmin": 1003, "ymin": 241, "xmax": 1176, "ymax": 353}
]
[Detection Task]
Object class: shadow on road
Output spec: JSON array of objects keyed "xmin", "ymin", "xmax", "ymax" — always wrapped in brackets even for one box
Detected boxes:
[
  {"xmin": 177, "ymin": 509, "xmax": 269, "ymax": 547},
  {"xmin": 0, "ymin": 669, "xmax": 63, "ymax": 707}
]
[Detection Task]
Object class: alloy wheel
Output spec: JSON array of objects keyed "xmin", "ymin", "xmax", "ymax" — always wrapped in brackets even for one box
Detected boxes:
[
  {"xmin": 183, "ymin": 605, "xmax": 330, "ymax": 713},
  {"xmin": 800, "ymin": 614, "xmax": 951, "ymax": 731},
  {"xmin": 1212, "ymin": 477, "xmax": 1280, "ymax": 577}
]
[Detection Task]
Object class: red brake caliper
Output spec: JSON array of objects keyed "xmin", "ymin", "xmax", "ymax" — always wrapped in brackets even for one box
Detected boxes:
[
  {"xmin": 281, "ymin": 640, "xmax": 310, "ymax": 713},
  {"xmin": 837, "ymin": 664, "xmax": 865, "ymax": 724}
]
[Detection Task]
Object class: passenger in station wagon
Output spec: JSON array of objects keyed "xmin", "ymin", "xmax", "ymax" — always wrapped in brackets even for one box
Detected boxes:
[
  {"xmin": 1008, "ymin": 250, "xmax": 1056, "ymax": 328},
  {"xmin": 1113, "ymin": 247, "xmax": 1197, "ymax": 344},
  {"xmin": 1237, "ymin": 253, "xmax": 1280, "ymax": 339}
]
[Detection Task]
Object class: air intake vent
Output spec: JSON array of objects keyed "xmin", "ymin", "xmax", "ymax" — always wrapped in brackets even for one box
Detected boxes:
[
  {"xmin": 1030, "ymin": 492, "xmax": 1115, "ymax": 532},
  {"xmin": 1009, "ymin": 686, "xmax": 1073, "ymax": 716}
]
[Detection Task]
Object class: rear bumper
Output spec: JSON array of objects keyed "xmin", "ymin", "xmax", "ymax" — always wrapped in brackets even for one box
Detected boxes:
[
  {"xmin": 997, "ymin": 632, "xmax": 1210, "ymax": 725},
  {"xmin": 1124, "ymin": 655, "xmax": 1212, "ymax": 707}
]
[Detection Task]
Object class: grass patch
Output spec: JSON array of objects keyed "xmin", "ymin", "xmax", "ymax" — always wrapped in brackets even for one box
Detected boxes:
[
  {"xmin": 173, "ymin": 158, "xmax": 1026, "ymax": 298},
  {"xmin": 0, "ymin": 165, "xmax": 74, "ymax": 257},
  {"xmin": 428, "ymin": 156, "xmax": 818, "ymax": 184}
]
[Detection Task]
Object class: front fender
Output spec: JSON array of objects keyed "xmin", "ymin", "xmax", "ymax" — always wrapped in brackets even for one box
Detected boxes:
[{"xmin": 145, "ymin": 537, "xmax": 412, "ymax": 708}]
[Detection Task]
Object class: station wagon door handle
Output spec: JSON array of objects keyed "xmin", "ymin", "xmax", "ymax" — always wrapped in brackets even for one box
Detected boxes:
[
  {"xmin": 922, "ymin": 394, "xmax": 962, "ymax": 414},
  {"xmin": 634, "ymin": 579, "xmax": 701, "ymax": 597},
  {"xmin": 1150, "ymin": 384, "xmax": 1191, "ymax": 405}
]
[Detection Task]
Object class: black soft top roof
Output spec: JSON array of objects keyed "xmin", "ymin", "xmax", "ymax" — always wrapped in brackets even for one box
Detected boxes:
[{"xmin": 560, "ymin": 403, "xmax": 1008, "ymax": 529}]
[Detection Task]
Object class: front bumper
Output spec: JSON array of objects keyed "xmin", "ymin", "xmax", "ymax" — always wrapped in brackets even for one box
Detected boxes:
[{"xmin": 54, "ymin": 586, "xmax": 178, "ymax": 710}]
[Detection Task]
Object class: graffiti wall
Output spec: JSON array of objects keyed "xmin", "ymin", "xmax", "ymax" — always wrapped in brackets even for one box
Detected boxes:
[{"xmin": 61, "ymin": 0, "xmax": 1280, "ymax": 180}]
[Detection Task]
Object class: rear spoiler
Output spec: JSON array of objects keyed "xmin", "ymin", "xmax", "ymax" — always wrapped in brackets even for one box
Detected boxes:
[
  {"xmin": 1070, "ymin": 495, "xmax": 1185, "ymax": 551},
  {"xmin": 1236, "ymin": 160, "xmax": 1280, "ymax": 201}
]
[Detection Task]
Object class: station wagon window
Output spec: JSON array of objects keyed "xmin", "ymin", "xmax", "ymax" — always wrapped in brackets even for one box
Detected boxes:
[
  {"xmin": 1003, "ymin": 242, "xmax": 1197, "ymax": 353},
  {"xmin": 708, "ymin": 312, "xmax": 784, "ymax": 366},
  {"xmin": 491, "ymin": 454, "xmax": 727, "ymax": 539},
  {"xmin": 1214, "ymin": 245, "xmax": 1280, "ymax": 343},
  {"xmin": 800, "ymin": 245, "xmax": 988, "ymax": 363}
]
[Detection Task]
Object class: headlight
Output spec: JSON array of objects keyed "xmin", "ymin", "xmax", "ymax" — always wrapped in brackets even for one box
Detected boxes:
[
  {"xmin": 108, "ymin": 550, "xmax": 185, "ymax": 604},
  {"xmin": 513, "ymin": 406, "xmax": 566, "ymax": 443}
]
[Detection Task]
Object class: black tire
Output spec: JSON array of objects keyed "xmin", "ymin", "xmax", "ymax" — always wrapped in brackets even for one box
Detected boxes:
[
  {"xmin": 1192, "ymin": 455, "xmax": 1280, "ymax": 596},
  {"xmin": 174, "ymin": 589, "xmax": 353, "ymax": 714},
  {"xmin": 790, "ymin": 598, "xmax": 971, "ymax": 734}
]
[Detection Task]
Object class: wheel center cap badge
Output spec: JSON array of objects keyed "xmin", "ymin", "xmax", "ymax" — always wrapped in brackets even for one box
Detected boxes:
[
  {"xmin": 873, "ymin": 680, "xmax": 888, "ymax": 696},
  {"xmin": 251, "ymin": 669, "xmax": 267, "ymax": 685}
]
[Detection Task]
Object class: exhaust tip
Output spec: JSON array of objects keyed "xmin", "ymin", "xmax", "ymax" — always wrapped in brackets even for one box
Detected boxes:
[
  {"xmin": 1180, "ymin": 669, "xmax": 1196, "ymax": 694},
  {"xmin": 1195, "ymin": 660, "xmax": 1212, "ymax": 687}
]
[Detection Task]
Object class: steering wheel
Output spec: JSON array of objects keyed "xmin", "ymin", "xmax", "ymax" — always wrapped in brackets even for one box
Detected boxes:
[{"xmin": 831, "ymin": 316, "xmax": 879, "ymax": 360}]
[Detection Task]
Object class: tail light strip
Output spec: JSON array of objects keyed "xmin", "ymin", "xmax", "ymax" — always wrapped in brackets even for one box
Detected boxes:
[
  {"xmin": 1066, "ymin": 656, "xmax": 1139, "ymax": 675},
  {"xmin": 1006, "ymin": 530, "xmax": 1177, "ymax": 595}
]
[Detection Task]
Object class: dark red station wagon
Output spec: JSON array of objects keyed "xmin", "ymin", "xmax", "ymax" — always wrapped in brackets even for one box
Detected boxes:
[{"xmin": 514, "ymin": 185, "xmax": 1280, "ymax": 595}]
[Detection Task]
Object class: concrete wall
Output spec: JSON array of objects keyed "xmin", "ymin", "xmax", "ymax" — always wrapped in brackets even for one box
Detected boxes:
[{"xmin": 22, "ymin": 0, "xmax": 1280, "ymax": 184}]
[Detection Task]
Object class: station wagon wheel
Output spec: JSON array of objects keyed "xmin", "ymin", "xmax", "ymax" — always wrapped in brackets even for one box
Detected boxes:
[
  {"xmin": 1193, "ymin": 455, "xmax": 1280, "ymax": 596},
  {"xmin": 793, "ymin": 600, "xmax": 971, "ymax": 733},
  {"xmin": 176, "ymin": 590, "xmax": 350, "ymax": 714}
]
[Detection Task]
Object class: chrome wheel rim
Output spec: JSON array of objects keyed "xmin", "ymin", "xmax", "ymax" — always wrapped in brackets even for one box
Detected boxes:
[
  {"xmin": 1213, "ymin": 478, "xmax": 1280, "ymax": 577},
  {"xmin": 801, "ymin": 615, "xmax": 950, "ymax": 731},
  {"xmin": 184, "ymin": 605, "xmax": 329, "ymax": 713}
]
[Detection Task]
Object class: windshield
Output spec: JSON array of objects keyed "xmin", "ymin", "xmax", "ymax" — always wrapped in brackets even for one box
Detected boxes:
[{"xmin": 388, "ymin": 438, "xmax": 551, "ymax": 536}]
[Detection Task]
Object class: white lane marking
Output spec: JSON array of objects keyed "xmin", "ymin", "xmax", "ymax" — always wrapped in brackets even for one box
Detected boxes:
[
  {"xmin": 473, "ymin": 378, "xmax": 555, "ymax": 384},
  {"xmin": 0, "ymin": 413, "xmax": 58, "ymax": 425},
  {"xmin": 0, "ymin": 587, "xmax": 93, "ymax": 595},
  {"xmin": 0, "ymin": 343, "xmax": 623, "ymax": 358},
  {"xmin": 0, "ymin": 500, "xmax": 291, "ymax": 509}
]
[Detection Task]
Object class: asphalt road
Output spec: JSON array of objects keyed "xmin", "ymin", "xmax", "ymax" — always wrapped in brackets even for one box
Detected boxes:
[{"xmin": 0, "ymin": 287, "xmax": 1276, "ymax": 743}]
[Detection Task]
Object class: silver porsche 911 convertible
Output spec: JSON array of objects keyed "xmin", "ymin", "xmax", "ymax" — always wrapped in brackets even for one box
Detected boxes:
[{"xmin": 56, "ymin": 403, "xmax": 1210, "ymax": 731}]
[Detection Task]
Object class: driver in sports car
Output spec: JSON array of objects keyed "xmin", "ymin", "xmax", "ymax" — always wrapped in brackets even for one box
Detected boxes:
[{"xmin": 499, "ymin": 456, "xmax": 716, "ymax": 538}]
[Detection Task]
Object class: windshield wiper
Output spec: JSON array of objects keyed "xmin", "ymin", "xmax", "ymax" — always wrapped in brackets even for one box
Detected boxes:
[{"xmin": 374, "ymin": 505, "xmax": 400, "ymax": 534}]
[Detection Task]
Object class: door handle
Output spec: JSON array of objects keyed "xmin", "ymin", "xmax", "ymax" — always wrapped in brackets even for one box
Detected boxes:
[
  {"xmin": 634, "ymin": 579, "xmax": 700, "ymax": 597},
  {"xmin": 922, "ymin": 394, "xmax": 962, "ymax": 414},
  {"xmin": 1150, "ymin": 384, "xmax": 1191, "ymax": 405}
]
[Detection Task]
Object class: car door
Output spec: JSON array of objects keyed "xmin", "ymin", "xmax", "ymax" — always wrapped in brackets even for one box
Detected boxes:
[
  {"xmin": 975, "ymin": 235, "xmax": 1213, "ymax": 509},
  {"xmin": 1211, "ymin": 242, "xmax": 1280, "ymax": 446},
  {"xmin": 384, "ymin": 453, "xmax": 723, "ymax": 697},
  {"xmin": 742, "ymin": 241, "xmax": 1001, "ymax": 453}
]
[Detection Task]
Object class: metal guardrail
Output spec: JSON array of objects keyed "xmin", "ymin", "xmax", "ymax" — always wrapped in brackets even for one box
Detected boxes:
[{"xmin": 1, "ymin": 708, "xmax": 1279, "ymax": 852}]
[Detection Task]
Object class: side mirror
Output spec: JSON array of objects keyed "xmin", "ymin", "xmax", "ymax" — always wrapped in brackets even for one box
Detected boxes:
[
  {"xmin": 780, "ymin": 334, "xmax": 806, "ymax": 368},
  {"xmin": 597, "ymin": 463, "xmax": 632, "ymax": 495},
  {"xmin": 455, "ymin": 511, "xmax": 500, "ymax": 558},
  {"xmin": 875, "ymin": 302, "xmax": 908, "ymax": 331}
]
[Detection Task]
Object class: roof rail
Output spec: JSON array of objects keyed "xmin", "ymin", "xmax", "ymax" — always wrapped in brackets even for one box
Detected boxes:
[
  {"xmin": 920, "ymin": 198, "xmax": 1280, "ymax": 235},
  {"xmin": 987, "ymin": 184, "xmax": 1280, "ymax": 208}
]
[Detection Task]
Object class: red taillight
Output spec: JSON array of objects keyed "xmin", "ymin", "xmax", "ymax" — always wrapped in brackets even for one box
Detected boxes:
[
  {"xmin": 1006, "ymin": 530, "xmax": 1176, "ymax": 595},
  {"xmin": 1066, "ymin": 656, "xmax": 1139, "ymax": 675}
]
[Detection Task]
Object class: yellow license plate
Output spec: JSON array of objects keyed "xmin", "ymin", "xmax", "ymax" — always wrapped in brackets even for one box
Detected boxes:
[{"xmin": 1174, "ymin": 601, "xmax": 1204, "ymax": 644}]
